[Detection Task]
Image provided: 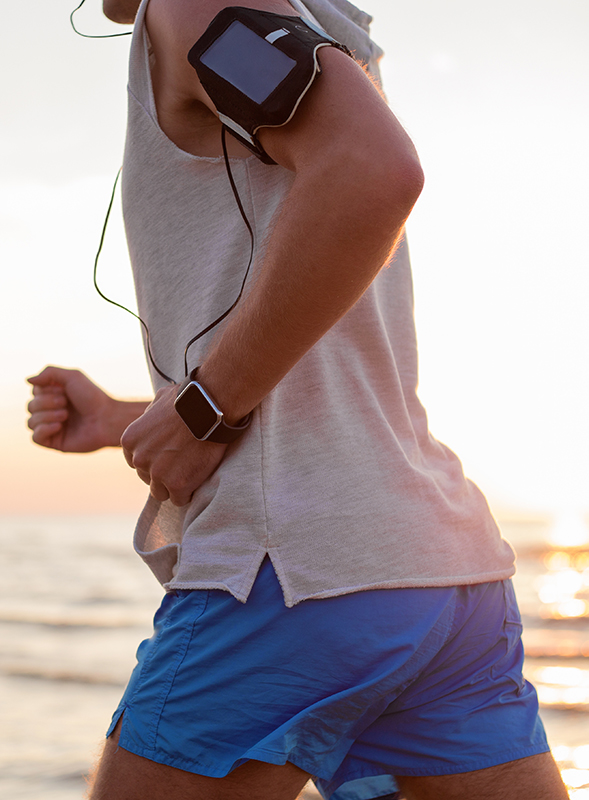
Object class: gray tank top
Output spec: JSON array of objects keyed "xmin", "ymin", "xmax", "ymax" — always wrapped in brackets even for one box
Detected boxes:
[{"xmin": 124, "ymin": 0, "xmax": 515, "ymax": 606}]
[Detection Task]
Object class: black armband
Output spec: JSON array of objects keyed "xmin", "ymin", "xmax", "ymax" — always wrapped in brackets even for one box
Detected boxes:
[{"xmin": 187, "ymin": 6, "xmax": 352, "ymax": 163}]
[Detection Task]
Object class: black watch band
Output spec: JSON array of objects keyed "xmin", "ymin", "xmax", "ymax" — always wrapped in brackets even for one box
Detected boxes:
[{"xmin": 174, "ymin": 367, "xmax": 252, "ymax": 444}]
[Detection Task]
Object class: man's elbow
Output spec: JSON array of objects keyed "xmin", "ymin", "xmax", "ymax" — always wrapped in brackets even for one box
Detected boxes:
[
  {"xmin": 384, "ymin": 153, "xmax": 424, "ymax": 216},
  {"xmin": 358, "ymin": 146, "xmax": 425, "ymax": 229}
]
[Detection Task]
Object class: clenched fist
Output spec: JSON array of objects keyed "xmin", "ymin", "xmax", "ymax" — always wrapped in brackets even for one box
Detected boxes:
[{"xmin": 27, "ymin": 366, "xmax": 149, "ymax": 453}]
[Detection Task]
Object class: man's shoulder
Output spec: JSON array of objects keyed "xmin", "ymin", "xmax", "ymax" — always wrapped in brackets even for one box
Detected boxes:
[
  {"xmin": 144, "ymin": 0, "xmax": 298, "ymax": 94},
  {"xmin": 145, "ymin": 0, "xmax": 298, "ymax": 45}
]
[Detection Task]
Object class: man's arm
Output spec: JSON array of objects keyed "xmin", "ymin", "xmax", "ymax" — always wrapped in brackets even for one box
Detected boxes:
[
  {"xmin": 102, "ymin": 0, "xmax": 141, "ymax": 24},
  {"xmin": 27, "ymin": 367, "xmax": 150, "ymax": 453},
  {"xmin": 118, "ymin": 0, "xmax": 424, "ymax": 504},
  {"xmin": 198, "ymin": 45, "xmax": 424, "ymax": 421}
]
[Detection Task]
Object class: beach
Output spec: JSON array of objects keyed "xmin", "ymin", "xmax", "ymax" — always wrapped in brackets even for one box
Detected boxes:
[{"xmin": 1, "ymin": 514, "xmax": 588, "ymax": 799}]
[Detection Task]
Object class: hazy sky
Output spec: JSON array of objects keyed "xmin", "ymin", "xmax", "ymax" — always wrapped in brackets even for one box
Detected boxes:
[{"xmin": 1, "ymin": 0, "xmax": 588, "ymax": 515}]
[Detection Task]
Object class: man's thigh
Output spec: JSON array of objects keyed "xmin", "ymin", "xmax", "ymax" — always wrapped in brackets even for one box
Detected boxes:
[
  {"xmin": 87, "ymin": 717, "xmax": 311, "ymax": 800},
  {"xmin": 395, "ymin": 752, "xmax": 569, "ymax": 800}
]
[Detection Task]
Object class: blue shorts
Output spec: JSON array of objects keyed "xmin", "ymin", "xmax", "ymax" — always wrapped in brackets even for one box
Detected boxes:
[{"xmin": 108, "ymin": 557, "xmax": 548, "ymax": 800}]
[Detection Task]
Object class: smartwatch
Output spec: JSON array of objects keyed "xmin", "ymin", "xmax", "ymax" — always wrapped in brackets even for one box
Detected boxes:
[{"xmin": 174, "ymin": 368, "xmax": 252, "ymax": 444}]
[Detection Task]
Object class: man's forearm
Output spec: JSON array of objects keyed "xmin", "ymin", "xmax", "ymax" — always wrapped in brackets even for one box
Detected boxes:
[
  {"xmin": 198, "ymin": 147, "xmax": 423, "ymax": 424},
  {"xmin": 106, "ymin": 399, "xmax": 151, "ymax": 446}
]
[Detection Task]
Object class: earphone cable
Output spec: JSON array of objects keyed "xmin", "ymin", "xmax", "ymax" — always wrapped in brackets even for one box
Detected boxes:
[
  {"xmin": 93, "ymin": 130, "xmax": 256, "ymax": 384},
  {"xmin": 92, "ymin": 169, "xmax": 175, "ymax": 384},
  {"xmin": 75, "ymin": 2, "xmax": 256, "ymax": 385},
  {"xmin": 70, "ymin": 0, "xmax": 133, "ymax": 38},
  {"xmin": 181, "ymin": 125, "xmax": 255, "ymax": 377}
]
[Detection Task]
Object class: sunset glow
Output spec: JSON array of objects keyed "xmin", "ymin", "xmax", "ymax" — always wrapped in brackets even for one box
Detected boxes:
[{"xmin": 1, "ymin": 1, "xmax": 588, "ymax": 518}]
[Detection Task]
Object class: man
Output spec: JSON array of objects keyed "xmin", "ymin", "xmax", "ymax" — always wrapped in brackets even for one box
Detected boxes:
[{"xmin": 27, "ymin": 0, "xmax": 568, "ymax": 798}]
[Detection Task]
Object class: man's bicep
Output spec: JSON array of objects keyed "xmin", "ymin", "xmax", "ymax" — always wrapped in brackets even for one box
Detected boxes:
[
  {"xmin": 146, "ymin": 0, "xmax": 421, "ymax": 179},
  {"xmin": 257, "ymin": 46, "xmax": 421, "ymax": 177}
]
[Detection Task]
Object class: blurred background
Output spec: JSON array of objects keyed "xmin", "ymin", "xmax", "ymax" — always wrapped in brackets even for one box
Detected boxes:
[{"xmin": 0, "ymin": 0, "xmax": 588, "ymax": 797}]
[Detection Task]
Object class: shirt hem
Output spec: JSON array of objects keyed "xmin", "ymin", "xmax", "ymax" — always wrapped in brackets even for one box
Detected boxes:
[{"xmin": 164, "ymin": 563, "xmax": 516, "ymax": 607}]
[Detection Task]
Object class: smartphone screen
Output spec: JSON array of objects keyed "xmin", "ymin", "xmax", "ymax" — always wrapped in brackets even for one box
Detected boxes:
[{"xmin": 200, "ymin": 21, "xmax": 297, "ymax": 104}]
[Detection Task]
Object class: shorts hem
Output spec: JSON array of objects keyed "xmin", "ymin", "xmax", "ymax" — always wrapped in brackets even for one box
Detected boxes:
[
  {"xmin": 112, "ymin": 730, "xmax": 550, "ymax": 800},
  {"xmin": 114, "ymin": 731, "xmax": 317, "ymax": 780},
  {"xmin": 391, "ymin": 743, "xmax": 552, "ymax": 777}
]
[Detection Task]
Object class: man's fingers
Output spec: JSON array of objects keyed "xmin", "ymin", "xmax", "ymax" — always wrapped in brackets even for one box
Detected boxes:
[
  {"xmin": 27, "ymin": 365, "xmax": 80, "ymax": 387},
  {"xmin": 31, "ymin": 384, "xmax": 64, "ymax": 397},
  {"xmin": 122, "ymin": 446, "xmax": 135, "ymax": 468},
  {"xmin": 125, "ymin": 450, "xmax": 191, "ymax": 505},
  {"xmin": 135, "ymin": 466, "xmax": 179, "ymax": 505},
  {"xmin": 27, "ymin": 410, "xmax": 68, "ymax": 431},
  {"xmin": 149, "ymin": 479, "xmax": 190, "ymax": 506},
  {"xmin": 160, "ymin": 470, "xmax": 195, "ymax": 507},
  {"xmin": 150, "ymin": 480, "xmax": 171, "ymax": 503},
  {"xmin": 28, "ymin": 393, "xmax": 67, "ymax": 414},
  {"xmin": 136, "ymin": 468, "xmax": 151, "ymax": 485},
  {"xmin": 168, "ymin": 489, "xmax": 193, "ymax": 507},
  {"xmin": 31, "ymin": 422, "xmax": 62, "ymax": 447}
]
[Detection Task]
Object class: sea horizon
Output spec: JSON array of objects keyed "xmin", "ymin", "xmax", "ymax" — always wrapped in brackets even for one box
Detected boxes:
[{"xmin": 1, "ymin": 512, "xmax": 588, "ymax": 799}]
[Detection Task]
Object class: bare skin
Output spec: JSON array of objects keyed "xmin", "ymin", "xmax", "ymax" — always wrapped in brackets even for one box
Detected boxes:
[
  {"xmin": 85, "ymin": 718, "xmax": 569, "ymax": 800},
  {"xmin": 27, "ymin": 366, "xmax": 149, "ymax": 452},
  {"xmin": 87, "ymin": 717, "xmax": 312, "ymax": 800},
  {"xmin": 29, "ymin": 2, "xmax": 569, "ymax": 798},
  {"xmin": 102, "ymin": 0, "xmax": 140, "ymax": 24},
  {"xmin": 395, "ymin": 754, "xmax": 569, "ymax": 800},
  {"xmin": 26, "ymin": 366, "xmax": 227, "ymax": 505}
]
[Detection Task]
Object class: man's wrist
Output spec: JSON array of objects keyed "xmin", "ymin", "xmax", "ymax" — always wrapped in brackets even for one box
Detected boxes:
[
  {"xmin": 175, "ymin": 368, "xmax": 252, "ymax": 443},
  {"xmin": 193, "ymin": 364, "xmax": 252, "ymax": 428},
  {"xmin": 109, "ymin": 398, "xmax": 150, "ymax": 447}
]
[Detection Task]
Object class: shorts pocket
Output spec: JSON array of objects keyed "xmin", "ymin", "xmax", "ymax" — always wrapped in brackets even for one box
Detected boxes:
[
  {"xmin": 132, "ymin": 591, "xmax": 180, "ymax": 690},
  {"xmin": 490, "ymin": 580, "xmax": 524, "ymax": 685},
  {"xmin": 122, "ymin": 590, "xmax": 210, "ymax": 753}
]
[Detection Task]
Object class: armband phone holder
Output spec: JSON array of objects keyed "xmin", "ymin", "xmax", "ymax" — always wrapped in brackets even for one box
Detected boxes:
[{"xmin": 187, "ymin": 6, "xmax": 352, "ymax": 163}]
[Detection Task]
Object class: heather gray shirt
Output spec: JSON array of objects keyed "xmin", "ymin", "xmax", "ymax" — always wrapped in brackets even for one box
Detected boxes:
[{"xmin": 124, "ymin": 0, "xmax": 516, "ymax": 606}]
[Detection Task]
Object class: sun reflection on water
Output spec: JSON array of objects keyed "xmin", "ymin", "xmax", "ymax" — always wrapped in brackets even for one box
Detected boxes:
[
  {"xmin": 552, "ymin": 747, "xmax": 589, "ymax": 794},
  {"xmin": 532, "ymin": 513, "xmax": 589, "ymax": 621},
  {"xmin": 525, "ymin": 663, "xmax": 589, "ymax": 708},
  {"xmin": 516, "ymin": 512, "xmax": 589, "ymax": 793},
  {"xmin": 548, "ymin": 512, "xmax": 589, "ymax": 550}
]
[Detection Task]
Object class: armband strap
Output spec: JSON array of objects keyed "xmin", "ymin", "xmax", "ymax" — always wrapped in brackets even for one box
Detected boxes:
[{"xmin": 188, "ymin": 6, "xmax": 353, "ymax": 163}]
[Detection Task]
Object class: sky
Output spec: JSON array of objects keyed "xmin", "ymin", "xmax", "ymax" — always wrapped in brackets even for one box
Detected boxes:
[{"xmin": 1, "ymin": 0, "xmax": 588, "ymax": 516}]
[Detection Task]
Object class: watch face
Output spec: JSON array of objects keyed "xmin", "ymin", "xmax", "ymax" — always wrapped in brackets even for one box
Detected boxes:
[{"xmin": 175, "ymin": 382, "xmax": 222, "ymax": 440}]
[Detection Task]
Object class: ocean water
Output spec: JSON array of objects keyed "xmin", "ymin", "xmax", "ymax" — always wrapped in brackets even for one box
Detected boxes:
[{"xmin": 1, "ymin": 514, "xmax": 588, "ymax": 799}]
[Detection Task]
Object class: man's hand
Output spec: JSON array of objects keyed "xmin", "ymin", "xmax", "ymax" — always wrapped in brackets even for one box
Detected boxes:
[
  {"xmin": 27, "ymin": 366, "xmax": 149, "ymax": 453},
  {"xmin": 120, "ymin": 384, "xmax": 227, "ymax": 506}
]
